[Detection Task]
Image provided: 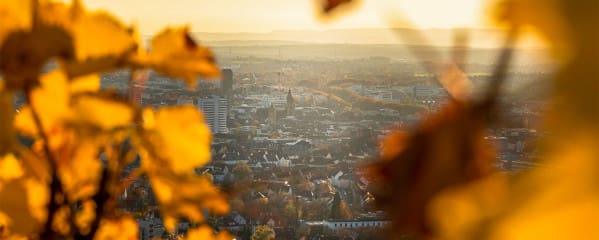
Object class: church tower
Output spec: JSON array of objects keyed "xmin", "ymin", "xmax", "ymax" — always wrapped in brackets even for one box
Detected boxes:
[{"xmin": 286, "ymin": 89, "xmax": 295, "ymax": 116}]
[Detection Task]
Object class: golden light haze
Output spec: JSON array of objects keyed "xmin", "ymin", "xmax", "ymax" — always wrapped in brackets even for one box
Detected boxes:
[{"xmin": 83, "ymin": 0, "xmax": 490, "ymax": 34}]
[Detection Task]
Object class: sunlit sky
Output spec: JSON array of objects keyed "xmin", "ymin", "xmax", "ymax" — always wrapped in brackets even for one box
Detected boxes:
[{"xmin": 84, "ymin": 0, "xmax": 490, "ymax": 34}]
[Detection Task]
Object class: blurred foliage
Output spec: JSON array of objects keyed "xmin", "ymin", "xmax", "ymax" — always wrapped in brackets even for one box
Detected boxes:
[
  {"xmin": 0, "ymin": 0, "xmax": 227, "ymax": 239},
  {"xmin": 362, "ymin": 0, "xmax": 599, "ymax": 239}
]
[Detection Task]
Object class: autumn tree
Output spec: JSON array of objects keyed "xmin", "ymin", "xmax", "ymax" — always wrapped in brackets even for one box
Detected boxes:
[
  {"xmin": 329, "ymin": 191, "xmax": 352, "ymax": 220},
  {"xmin": 232, "ymin": 161, "xmax": 253, "ymax": 181},
  {"xmin": 251, "ymin": 225, "xmax": 275, "ymax": 240}
]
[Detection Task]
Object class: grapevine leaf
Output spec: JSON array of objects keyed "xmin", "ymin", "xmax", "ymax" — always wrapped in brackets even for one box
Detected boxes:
[
  {"xmin": 185, "ymin": 226, "xmax": 231, "ymax": 240},
  {"xmin": 38, "ymin": 0, "xmax": 137, "ymax": 62},
  {"xmin": 143, "ymin": 106, "xmax": 212, "ymax": 174},
  {"xmin": 93, "ymin": 216, "xmax": 139, "ymax": 240},
  {"xmin": 487, "ymin": 136, "xmax": 599, "ymax": 240},
  {"xmin": 0, "ymin": 155, "xmax": 48, "ymax": 237},
  {"xmin": 186, "ymin": 226, "xmax": 214, "ymax": 240},
  {"xmin": 0, "ymin": 0, "xmax": 76, "ymax": 90},
  {"xmin": 69, "ymin": 93, "xmax": 133, "ymax": 131},
  {"xmin": 148, "ymin": 27, "xmax": 221, "ymax": 87},
  {"xmin": 494, "ymin": 0, "xmax": 570, "ymax": 58},
  {"xmin": 69, "ymin": 74, "xmax": 100, "ymax": 93},
  {"xmin": 72, "ymin": 11, "xmax": 137, "ymax": 61},
  {"xmin": 145, "ymin": 166, "xmax": 229, "ymax": 233},
  {"xmin": 15, "ymin": 70, "xmax": 127, "ymax": 136},
  {"xmin": 56, "ymin": 138, "xmax": 102, "ymax": 201},
  {"xmin": 0, "ymin": 154, "xmax": 23, "ymax": 183},
  {"xmin": 0, "ymin": 180, "xmax": 40, "ymax": 237},
  {"xmin": 0, "ymin": 0, "xmax": 31, "ymax": 46},
  {"xmin": 74, "ymin": 200, "xmax": 96, "ymax": 235},
  {"xmin": 138, "ymin": 106, "xmax": 228, "ymax": 232},
  {"xmin": 13, "ymin": 106, "xmax": 38, "ymax": 136},
  {"xmin": 29, "ymin": 70, "xmax": 70, "ymax": 133},
  {"xmin": 427, "ymin": 174, "xmax": 510, "ymax": 239},
  {"xmin": 368, "ymin": 102, "xmax": 496, "ymax": 236}
]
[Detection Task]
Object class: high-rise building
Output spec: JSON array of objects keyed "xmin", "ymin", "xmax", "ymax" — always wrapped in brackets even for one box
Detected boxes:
[
  {"xmin": 197, "ymin": 96, "xmax": 228, "ymax": 134},
  {"xmin": 221, "ymin": 68, "xmax": 233, "ymax": 95}
]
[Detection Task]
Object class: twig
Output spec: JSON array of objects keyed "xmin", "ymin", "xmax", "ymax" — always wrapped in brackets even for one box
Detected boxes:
[
  {"xmin": 477, "ymin": 27, "xmax": 520, "ymax": 115},
  {"xmin": 74, "ymin": 168, "xmax": 109, "ymax": 240},
  {"xmin": 25, "ymin": 84, "xmax": 63, "ymax": 240}
]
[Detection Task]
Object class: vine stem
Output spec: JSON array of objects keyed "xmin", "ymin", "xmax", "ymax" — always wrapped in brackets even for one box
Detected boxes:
[
  {"xmin": 25, "ymin": 84, "xmax": 63, "ymax": 240},
  {"xmin": 75, "ymin": 168, "xmax": 110, "ymax": 240}
]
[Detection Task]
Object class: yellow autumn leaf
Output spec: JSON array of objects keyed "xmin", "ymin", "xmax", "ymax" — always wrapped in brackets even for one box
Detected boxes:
[
  {"xmin": 57, "ymin": 139, "xmax": 102, "ymax": 201},
  {"xmin": 2, "ymin": 0, "xmax": 137, "ymax": 88},
  {"xmin": 487, "ymin": 135, "xmax": 599, "ymax": 240},
  {"xmin": 149, "ymin": 173, "xmax": 228, "ymax": 232},
  {"xmin": 0, "ymin": 0, "xmax": 32, "ymax": 45},
  {"xmin": 0, "ymin": 177, "xmax": 47, "ymax": 237},
  {"xmin": 186, "ymin": 226, "xmax": 215, "ymax": 240},
  {"xmin": 0, "ymin": 154, "xmax": 24, "ymax": 183},
  {"xmin": 70, "ymin": 74, "xmax": 101, "ymax": 93},
  {"xmin": 0, "ymin": 1, "xmax": 73, "ymax": 90},
  {"xmin": 428, "ymin": 174, "xmax": 510, "ymax": 240},
  {"xmin": 141, "ymin": 107, "xmax": 155, "ymax": 129},
  {"xmin": 52, "ymin": 207, "xmax": 72, "ymax": 235},
  {"xmin": 35, "ymin": 0, "xmax": 137, "ymax": 62},
  {"xmin": 94, "ymin": 216, "xmax": 139, "ymax": 240},
  {"xmin": 16, "ymin": 69, "xmax": 131, "ymax": 136},
  {"xmin": 215, "ymin": 230, "xmax": 233, "ymax": 240},
  {"xmin": 162, "ymin": 216, "xmax": 178, "ymax": 234},
  {"xmin": 36, "ymin": 0, "xmax": 72, "ymax": 30},
  {"xmin": 493, "ymin": 0, "xmax": 572, "ymax": 59},
  {"xmin": 69, "ymin": 94, "xmax": 133, "ymax": 130},
  {"xmin": 29, "ymin": 70, "xmax": 70, "ymax": 132},
  {"xmin": 13, "ymin": 106, "xmax": 42, "ymax": 137},
  {"xmin": 148, "ymin": 26, "xmax": 221, "ymax": 86},
  {"xmin": 141, "ymin": 148, "xmax": 228, "ymax": 233},
  {"xmin": 145, "ymin": 106, "xmax": 212, "ymax": 174},
  {"xmin": 75, "ymin": 200, "xmax": 96, "ymax": 235},
  {"xmin": 24, "ymin": 177, "xmax": 50, "ymax": 224},
  {"xmin": 15, "ymin": 146, "xmax": 51, "ymax": 184},
  {"xmin": 72, "ymin": 11, "xmax": 137, "ymax": 60}
]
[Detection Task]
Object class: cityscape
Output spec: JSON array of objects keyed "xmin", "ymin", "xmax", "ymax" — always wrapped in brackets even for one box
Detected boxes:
[{"xmin": 97, "ymin": 40, "xmax": 551, "ymax": 239}]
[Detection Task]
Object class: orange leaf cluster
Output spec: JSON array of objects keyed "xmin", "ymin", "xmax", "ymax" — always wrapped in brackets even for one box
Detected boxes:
[{"xmin": 0, "ymin": 0, "xmax": 228, "ymax": 239}]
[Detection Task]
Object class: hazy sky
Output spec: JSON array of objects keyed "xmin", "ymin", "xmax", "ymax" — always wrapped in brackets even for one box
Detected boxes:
[{"xmin": 84, "ymin": 0, "xmax": 489, "ymax": 34}]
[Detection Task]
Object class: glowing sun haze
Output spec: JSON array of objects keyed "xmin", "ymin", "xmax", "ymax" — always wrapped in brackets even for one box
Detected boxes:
[{"xmin": 83, "ymin": 0, "xmax": 489, "ymax": 34}]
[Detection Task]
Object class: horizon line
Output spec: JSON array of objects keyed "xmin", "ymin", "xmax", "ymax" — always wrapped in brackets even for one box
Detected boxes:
[{"xmin": 141, "ymin": 27, "xmax": 507, "ymax": 36}]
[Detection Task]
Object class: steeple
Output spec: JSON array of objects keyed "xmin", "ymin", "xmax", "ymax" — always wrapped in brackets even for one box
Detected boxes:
[{"xmin": 286, "ymin": 89, "xmax": 295, "ymax": 116}]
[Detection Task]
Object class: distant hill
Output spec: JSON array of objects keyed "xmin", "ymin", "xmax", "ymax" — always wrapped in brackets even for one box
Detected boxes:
[
  {"xmin": 205, "ymin": 40, "xmax": 309, "ymax": 46},
  {"xmin": 190, "ymin": 28, "xmax": 543, "ymax": 48}
]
